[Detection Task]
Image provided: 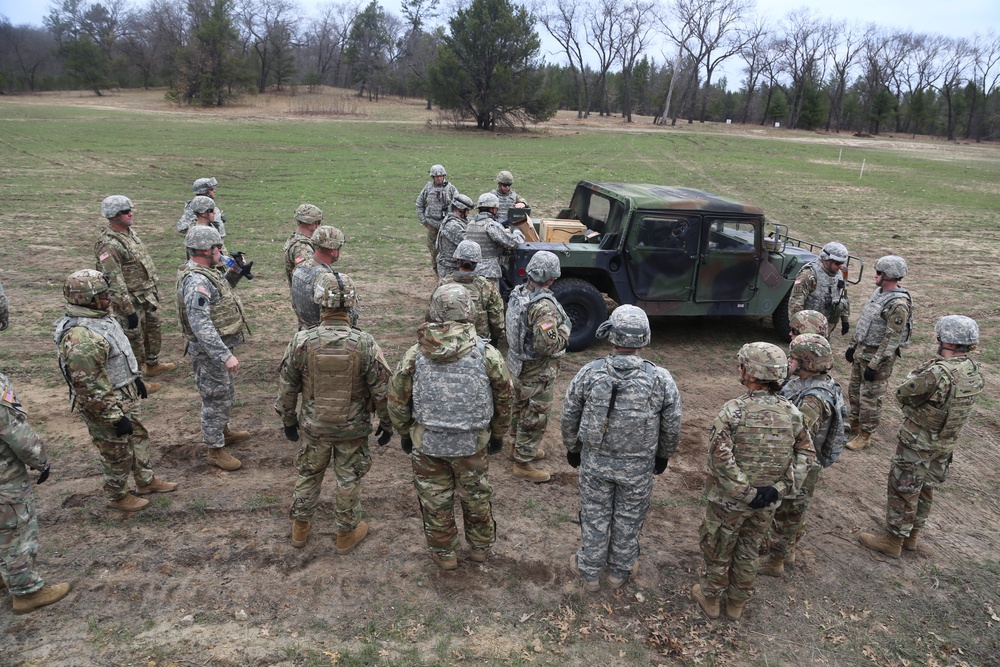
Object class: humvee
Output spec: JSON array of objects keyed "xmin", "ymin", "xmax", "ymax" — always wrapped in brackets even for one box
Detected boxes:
[{"xmin": 503, "ymin": 181, "xmax": 863, "ymax": 352}]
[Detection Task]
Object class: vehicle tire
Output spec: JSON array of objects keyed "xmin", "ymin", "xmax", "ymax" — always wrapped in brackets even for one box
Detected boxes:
[
  {"xmin": 772, "ymin": 291, "xmax": 792, "ymax": 340},
  {"xmin": 551, "ymin": 278, "xmax": 607, "ymax": 352}
]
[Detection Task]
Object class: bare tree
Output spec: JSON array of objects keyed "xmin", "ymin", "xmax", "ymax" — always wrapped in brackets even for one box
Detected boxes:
[
  {"xmin": 824, "ymin": 20, "xmax": 865, "ymax": 132},
  {"xmin": 585, "ymin": 0, "xmax": 624, "ymax": 117},
  {"xmin": 236, "ymin": 0, "xmax": 300, "ymax": 93},
  {"xmin": 537, "ymin": 0, "xmax": 590, "ymax": 118},
  {"xmin": 898, "ymin": 32, "xmax": 945, "ymax": 136},
  {"xmin": 301, "ymin": 2, "xmax": 362, "ymax": 87},
  {"xmin": 615, "ymin": 0, "xmax": 656, "ymax": 122},
  {"xmin": 0, "ymin": 19, "xmax": 59, "ymax": 92},
  {"xmin": 778, "ymin": 8, "xmax": 830, "ymax": 128},
  {"xmin": 735, "ymin": 12, "xmax": 771, "ymax": 124},
  {"xmin": 934, "ymin": 37, "xmax": 972, "ymax": 140},
  {"xmin": 966, "ymin": 30, "xmax": 1000, "ymax": 140}
]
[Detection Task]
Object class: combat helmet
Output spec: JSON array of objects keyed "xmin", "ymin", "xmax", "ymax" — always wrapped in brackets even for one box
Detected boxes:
[
  {"xmin": 429, "ymin": 164, "xmax": 447, "ymax": 177},
  {"xmin": 597, "ymin": 305, "xmax": 651, "ymax": 349},
  {"xmin": 454, "ymin": 240, "xmax": 482, "ymax": 264},
  {"xmin": 64, "ymin": 269, "xmax": 109, "ymax": 306},
  {"xmin": 295, "ymin": 204, "xmax": 323, "ymax": 225},
  {"xmin": 875, "ymin": 255, "xmax": 907, "ymax": 280},
  {"xmin": 189, "ymin": 196, "xmax": 216, "ymax": 215},
  {"xmin": 312, "ymin": 225, "xmax": 345, "ymax": 250},
  {"xmin": 477, "ymin": 192, "xmax": 500, "ymax": 209},
  {"xmin": 789, "ymin": 333, "xmax": 834, "ymax": 372},
  {"xmin": 525, "ymin": 251, "xmax": 561, "ymax": 283},
  {"xmin": 738, "ymin": 342, "xmax": 787, "ymax": 382},
  {"xmin": 451, "ymin": 193, "xmax": 474, "ymax": 211},
  {"xmin": 192, "ymin": 177, "xmax": 218, "ymax": 195},
  {"xmin": 185, "ymin": 225, "xmax": 223, "ymax": 250},
  {"xmin": 101, "ymin": 195, "xmax": 133, "ymax": 219},
  {"xmin": 496, "ymin": 170, "xmax": 514, "ymax": 185},
  {"xmin": 790, "ymin": 309, "xmax": 829, "ymax": 337},
  {"xmin": 820, "ymin": 242, "xmax": 849, "ymax": 263},
  {"xmin": 313, "ymin": 271, "xmax": 357, "ymax": 310},
  {"xmin": 935, "ymin": 315, "xmax": 979, "ymax": 346},
  {"xmin": 427, "ymin": 283, "xmax": 474, "ymax": 323}
]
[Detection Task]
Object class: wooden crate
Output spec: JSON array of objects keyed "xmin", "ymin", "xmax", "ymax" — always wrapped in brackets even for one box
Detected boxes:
[{"xmin": 540, "ymin": 219, "xmax": 588, "ymax": 243}]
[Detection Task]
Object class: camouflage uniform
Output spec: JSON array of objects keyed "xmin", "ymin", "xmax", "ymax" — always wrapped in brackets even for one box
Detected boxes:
[
  {"xmin": 436, "ymin": 213, "xmax": 470, "ymax": 280},
  {"xmin": 562, "ymin": 351, "xmax": 681, "ymax": 582},
  {"xmin": 0, "ymin": 281, "xmax": 9, "ymax": 331},
  {"xmin": 176, "ymin": 261, "xmax": 249, "ymax": 450},
  {"xmin": 441, "ymin": 272, "xmax": 505, "ymax": 343},
  {"xmin": 283, "ymin": 231, "xmax": 315, "ymax": 285},
  {"xmin": 0, "ymin": 372, "xmax": 49, "ymax": 596},
  {"xmin": 95, "ymin": 225, "xmax": 164, "ymax": 368},
  {"xmin": 416, "ymin": 178, "xmax": 457, "ymax": 269},
  {"xmin": 490, "ymin": 186, "xmax": 528, "ymax": 223},
  {"xmin": 787, "ymin": 261, "xmax": 850, "ymax": 335},
  {"xmin": 291, "ymin": 259, "xmax": 336, "ymax": 330},
  {"xmin": 275, "ymin": 312, "xmax": 392, "ymax": 532},
  {"xmin": 463, "ymin": 211, "xmax": 524, "ymax": 284},
  {"xmin": 177, "ymin": 178, "xmax": 227, "ymax": 239},
  {"xmin": 388, "ymin": 321, "xmax": 514, "ymax": 560}
]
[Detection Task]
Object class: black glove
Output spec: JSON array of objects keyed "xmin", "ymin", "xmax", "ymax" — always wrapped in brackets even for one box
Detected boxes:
[
  {"xmin": 0, "ymin": 314, "xmax": 8, "ymax": 331},
  {"xmin": 566, "ymin": 450, "xmax": 581, "ymax": 468},
  {"xmin": 654, "ymin": 456, "xmax": 669, "ymax": 475},
  {"xmin": 376, "ymin": 424, "xmax": 392, "ymax": 446},
  {"xmin": 845, "ymin": 347, "xmax": 855, "ymax": 363},
  {"xmin": 841, "ymin": 320, "xmax": 850, "ymax": 336},
  {"xmin": 113, "ymin": 416, "xmax": 133, "ymax": 437},
  {"xmin": 488, "ymin": 435, "xmax": 504, "ymax": 455},
  {"xmin": 864, "ymin": 366, "xmax": 877, "ymax": 382},
  {"xmin": 748, "ymin": 485, "xmax": 779, "ymax": 509},
  {"xmin": 36, "ymin": 465, "xmax": 51, "ymax": 485},
  {"xmin": 283, "ymin": 424, "xmax": 299, "ymax": 442},
  {"xmin": 401, "ymin": 435, "xmax": 413, "ymax": 454},
  {"xmin": 233, "ymin": 252, "xmax": 254, "ymax": 280},
  {"xmin": 126, "ymin": 313, "xmax": 139, "ymax": 329},
  {"xmin": 135, "ymin": 378, "xmax": 148, "ymax": 399}
]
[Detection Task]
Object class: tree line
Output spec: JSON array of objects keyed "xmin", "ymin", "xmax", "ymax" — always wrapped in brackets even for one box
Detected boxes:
[{"xmin": 2, "ymin": 0, "xmax": 998, "ymax": 139}]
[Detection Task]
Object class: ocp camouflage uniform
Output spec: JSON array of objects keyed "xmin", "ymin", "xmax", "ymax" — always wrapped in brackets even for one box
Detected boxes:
[
  {"xmin": 886, "ymin": 355, "xmax": 983, "ymax": 538},
  {"xmin": 435, "ymin": 213, "xmax": 469, "ymax": 280},
  {"xmin": 95, "ymin": 225, "xmax": 164, "ymax": 368},
  {"xmin": 441, "ymin": 272, "xmax": 505, "ymax": 343},
  {"xmin": 275, "ymin": 311, "xmax": 392, "ymax": 532},
  {"xmin": 177, "ymin": 261, "xmax": 249, "ymax": 450},
  {"xmin": 0, "ymin": 372, "xmax": 49, "ymax": 596},
  {"xmin": 788, "ymin": 261, "xmax": 850, "ymax": 335},
  {"xmin": 506, "ymin": 285, "xmax": 571, "ymax": 462},
  {"xmin": 463, "ymin": 212, "xmax": 524, "ymax": 284},
  {"xmin": 388, "ymin": 321, "xmax": 514, "ymax": 559},
  {"xmin": 0, "ymin": 281, "xmax": 9, "ymax": 330},
  {"xmin": 489, "ymin": 186, "xmax": 528, "ymax": 223},
  {"xmin": 562, "ymin": 354, "xmax": 681, "ymax": 581},
  {"xmin": 849, "ymin": 288, "xmax": 912, "ymax": 433},
  {"xmin": 416, "ymin": 180, "xmax": 457, "ymax": 269},
  {"xmin": 283, "ymin": 230, "xmax": 315, "ymax": 285},
  {"xmin": 699, "ymin": 391, "xmax": 813, "ymax": 603},
  {"xmin": 54, "ymin": 305, "xmax": 154, "ymax": 499}
]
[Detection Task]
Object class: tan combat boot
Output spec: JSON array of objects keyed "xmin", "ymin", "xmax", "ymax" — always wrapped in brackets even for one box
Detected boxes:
[
  {"xmin": 136, "ymin": 477, "xmax": 179, "ymax": 495},
  {"xmin": 207, "ymin": 447, "xmax": 242, "ymax": 471},
  {"xmin": 570, "ymin": 553, "xmax": 600, "ymax": 592},
  {"xmin": 223, "ymin": 425, "xmax": 250, "ymax": 445},
  {"xmin": 291, "ymin": 520, "xmax": 310, "ymax": 548},
  {"xmin": 469, "ymin": 548, "xmax": 489, "ymax": 563},
  {"xmin": 691, "ymin": 584, "xmax": 720, "ymax": 619},
  {"xmin": 859, "ymin": 531, "xmax": 902, "ymax": 557},
  {"xmin": 108, "ymin": 493, "xmax": 149, "ymax": 512},
  {"xmin": 903, "ymin": 529, "xmax": 919, "ymax": 551},
  {"xmin": 608, "ymin": 559, "xmax": 640, "ymax": 589},
  {"xmin": 757, "ymin": 554, "xmax": 785, "ymax": 577},
  {"xmin": 336, "ymin": 520, "xmax": 368, "ymax": 555},
  {"xmin": 431, "ymin": 551, "xmax": 458, "ymax": 571},
  {"xmin": 785, "ymin": 544, "xmax": 797, "ymax": 564},
  {"xmin": 512, "ymin": 461, "xmax": 550, "ymax": 483},
  {"xmin": 145, "ymin": 361, "xmax": 176, "ymax": 376},
  {"xmin": 725, "ymin": 598, "xmax": 746, "ymax": 621},
  {"xmin": 145, "ymin": 382, "xmax": 163, "ymax": 395},
  {"xmin": 508, "ymin": 445, "xmax": 545, "ymax": 461},
  {"xmin": 845, "ymin": 431, "xmax": 871, "ymax": 451},
  {"xmin": 12, "ymin": 583, "xmax": 71, "ymax": 615}
]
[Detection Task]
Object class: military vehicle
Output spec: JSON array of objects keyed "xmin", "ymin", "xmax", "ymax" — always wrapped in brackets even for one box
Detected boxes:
[{"xmin": 503, "ymin": 181, "xmax": 863, "ymax": 352}]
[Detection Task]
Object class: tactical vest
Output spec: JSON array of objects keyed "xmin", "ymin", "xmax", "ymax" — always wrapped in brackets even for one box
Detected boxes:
[
  {"xmin": 291, "ymin": 260, "xmax": 333, "ymax": 328},
  {"xmin": 505, "ymin": 285, "xmax": 568, "ymax": 376},
  {"xmin": 803, "ymin": 262, "xmax": 845, "ymax": 320},
  {"xmin": 436, "ymin": 215, "xmax": 468, "ymax": 274},
  {"xmin": 853, "ymin": 287, "xmax": 912, "ymax": 348},
  {"xmin": 176, "ymin": 263, "xmax": 247, "ymax": 341},
  {"xmin": 95, "ymin": 228, "xmax": 158, "ymax": 294},
  {"xmin": 464, "ymin": 214, "xmax": 501, "ymax": 262},
  {"xmin": 780, "ymin": 375, "xmax": 847, "ymax": 466},
  {"xmin": 54, "ymin": 314, "xmax": 139, "ymax": 393},
  {"xmin": 730, "ymin": 394, "xmax": 798, "ymax": 486},
  {"xmin": 903, "ymin": 357, "xmax": 983, "ymax": 441},
  {"xmin": 492, "ymin": 187, "xmax": 520, "ymax": 222},
  {"xmin": 283, "ymin": 232, "xmax": 314, "ymax": 283},
  {"xmin": 420, "ymin": 182, "xmax": 454, "ymax": 223},
  {"xmin": 577, "ymin": 358, "xmax": 661, "ymax": 455},
  {"xmin": 305, "ymin": 325, "xmax": 364, "ymax": 424},
  {"xmin": 445, "ymin": 274, "xmax": 489, "ymax": 338},
  {"xmin": 412, "ymin": 340, "xmax": 492, "ymax": 457}
]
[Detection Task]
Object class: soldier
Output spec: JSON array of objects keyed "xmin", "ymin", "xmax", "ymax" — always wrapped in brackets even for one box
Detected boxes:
[
  {"xmin": 0, "ymin": 281, "xmax": 8, "ymax": 332},
  {"xmin": 490, "ymin": 170, "xmax": 529, "ymax": 223},
  {"xmin": 787, "ymin": 242, "xmax": 851, "ymax": 337},
  {"xmin": 54, "ymin": 270, "xmax": 178, "ymax": 512},
  {"xmin": 1, "ymin": 370, "xmax": 72, "ymax": 614},
  {"xmin": 95, "ymin": 195, "xmax": 176, "ymax": 394},
  {"xmin": 283, "ymin": 204, "xmax": 324, "ymax": 285},
  {"xmin": 290, "ymin": 225, "xmax": 348, "ymax": 330},
  {"xmin": 184, "ymin": 196, "xmax": 254, "ymax": 283},
  {"xmin": 440, "ymin": 241, "xmax": 505, "ymax": 345},
  {"xmin": 177, "ymin": 177, "xmax": 226, "ymax": 237},
  {"xmin": 859, "ymin": 315, "xmax": 984, "ymax": 557},
  {"xmin": 758, "ymin": 334, "xmax": 847, "ymax": 576},
  {"xmin": 562, "ymin": 306, "xmax": 681, "ymax": 592},
  {"xmin": 505, "ymin": 251, "xmax": 571, "ymax": 483},
  {"xmin": 389, "ymin": 284, "xmax": 513, "ymax": 569},
  {"xmin": 464, "ymin": 192, "xmax": 524, "ymax": 287},
  {"xmin": 845, "ymin": 255, "xmax": 913, "ymax": 451},
  {"xmin": 176, "ymin": 226, "xmax": 251, "ymax": 471},
  {"xmin": 691, "ymin": 342, "xmax": 813, "ymax": 621},
  {"xmin": 435, "ymin": 194, "xmax": 475, "ymax": 280},
  {"xmin": 789, "ymin": 309, "xmax": 829, "ymax": 339},
  {"xmin": 415, "ymin": 164, "xmax": 458, "ymax": 272},
  {"xmin": 275, "ymin": 272, "xmax": 393, "ymax": 553}
]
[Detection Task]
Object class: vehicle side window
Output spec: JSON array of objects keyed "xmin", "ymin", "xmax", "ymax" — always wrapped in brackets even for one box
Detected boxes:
[
  {"xmin": 586, "ymin": 194, "xmax": 611, "ymax": 232},
  {"xmin": 707, "ymin": 219, "xmax": 757, "ymax": 252},
  {"xmin": 632, "ymin": 216, "xmax": 698, "ymax": 253}
]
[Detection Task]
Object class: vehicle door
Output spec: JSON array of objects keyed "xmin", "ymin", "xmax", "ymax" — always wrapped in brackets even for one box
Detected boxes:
[
  {"xmin": 694, "ymin": 218, "xmax": 761, "ymax": 302},
  {"xmin": 624, "ymin": 213, "xmax": 699, "ymax": 300}
]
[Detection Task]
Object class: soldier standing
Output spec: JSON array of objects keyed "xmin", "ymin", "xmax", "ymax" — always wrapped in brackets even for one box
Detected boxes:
[
  {"xmin": 290, "ymin": 225, "xmax": 348, "ymax": 330},
  {"xmin": 178, "ymin": 177, "xmax": 226, "ymax": 237},
  {"xmin": 505, "ymin": 251, "xmax": 571, "ymax": 483},
  {"xmin": 440, "ymin": 241, "xmax": 505, "ymax": 345},
  {"xmin": 282, "ymin": 204, "xmax": 324, "ymax": 285},
  {"xmin": 388, "ymin": 284, "xmax": 514, "ymax": 570},
  {"xmin": 0, "ymin": 281, "xmax": 8, "ymax": 331},
  {"xmin": 275, "ymin": 272, "xmax": 393, "ymax": 553},
  {"xmin": 463, "ymin": 193, "xmax": 524, "ymax": 287},
  {"xmin": 787, "ymin": 242, "xmax": 851, "ymax": 337},
  {"xmin": 416, "ymin": 165, "xmax": 458, "ymax": 272},
  {"xmin": 759, "ymin": 334, "xmax": 848, "ymax": 576},
  {"xmin": 562, "ymin": 306, "xmax": 681, "ymax": 592},
  {"xmin": 692, "ymin": 342, "xmax": 813, "ymax": 621},
  {"xmin": 435, "ymin": 194, "xmax": 475, "ymax": 280},
  {"xmin": 95, "ymin": 195, "xmax": 176, "ymax": 394},
  {"xmin": 859, "ymin": 315, "xmax": 984, "ymax": 557},
  {"xmin": 54, "ymin": 270, "xmax": 178, "ymax": 511},
  {"xmin": 490, "ymin": 170, "xmax": 529, "ymax": 223},
  {"xmin": 176, "ymin": 226, "xmax": 250, "ymax": 471},
  {"xmin": 845, "ymin": 255, "xmax": 913, "ymax": 451}
]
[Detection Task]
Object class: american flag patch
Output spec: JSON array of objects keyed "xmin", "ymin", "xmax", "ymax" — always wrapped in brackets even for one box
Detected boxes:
[
  {"xmin": 99, "ymin": 252, "xmax": 111, "ymax": 261},
  {"xmin": 540, "ymin": 320, "xmax": 555, "ymax": 331},
  {"xmin": 295, "ymin": 255, "xmax": 307, "ymax": 265},
  {"xmin": 2, "ymin": 385, "xmax": 15, "ymax": 404},
  {"xmin": 196, "ymin": 285, "xmax": 211, "ymax": 297}
]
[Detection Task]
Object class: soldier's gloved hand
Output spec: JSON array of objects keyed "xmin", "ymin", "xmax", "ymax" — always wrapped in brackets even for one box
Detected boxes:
[
  {"xmin": 0, "ymin": 313, "xmax": 8, "ymax": 331},
  {"xmin": 400, "ymin": 435, "xmax": 413, "ymax": 454},
  {"xmin": 113, "ymin": 416, "xmax": 133, "ymax": 437},
  {"xmin": 566, "ymin": 450, "xmax": 581, "ymax": 468},
  {"xmin": 864, "ymin": 366, "xmax": 877, "ymax": 382},
  {"xmin": 488, "ymin": 435, "xmax": 504, "ymax": 455},
  {"xmin": 126, "ymin": 313, "xmax": 139, "ymax": 329},
  {"xmin": 654, "ymin": 456, "xmax": 669, "ymax": 475},
  {"xmin": 748, "ymin": 486, "xmax": 779, "ymax": 509},
  {"xmin": 845, "ymin": 347, "xmax": 855, "ymax": 363},
  {"xmin": 36, "ymin": 464, "xmax": 51, "ymax": 485},
  {"xmin": 841, "ymin": 320, "xmax": 850, "ymax": 336},
  {"xmin": 233, "ymin": 252, "xmax": 254, "ymax": 280},
  {"xmin": 375, "ymin": 424, "xmax": 393, "ymax": 446},
  {"xmin": 135, "ymin": 378, "xmax": 148, "ymax": 399},
  {"xmin": 283, "ymin": 424, "xmax": 299, "ymax": 442}
]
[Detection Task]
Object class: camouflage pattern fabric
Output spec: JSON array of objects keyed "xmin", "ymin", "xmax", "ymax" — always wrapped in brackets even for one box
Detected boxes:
[
  {"xmin": 0, "ymin": 498, "xmax": 44, "ymax": 596},
  {"xmin": 416, "ymin": 180, "xmax": 458, "ymax": 269},
  {"xmin": 80, "ymin": 406, "xmax": 154, "ymax": 497},
  {"xmin": 190, "ymin": 343, "xmax": 234, "ymax": 449},
  {"xmin": 441, "ymin": 272, "xmax": 505, "ymax": 342},
  {"xmin": 0, "ymin": 373, "xmax": 48, "ymax": 505},
  {"xmin": 290, "ymin": 435, "xmax": 371, "ymax": 532},
  {"xmin": 489, "ymin": 186, "xmax": 527, "ymax": 223},
  {"xmin": 699, "ymin": 501, "xmax": 776, "ymax": 602},
  {"xmin": 290, "ymin": 259, "xmax": 332, "ymax": 330},
  {"xmin": 178, "ymin": 200, "xmax": 227, "ymax": 239},
  {"xmin": 787, "ymin": 261, "xmax": 850, "ymax": 330},
  {"xmin": 0, "ymin": 281, "xmax": 8, "ymax": 330},
  {"xmin": 178, "ymin": 262, "xmax": 246, "ymax": 361},
  {"xmin": 848, "ymin": 348, "xmax": 897, "ymax": 433},
  {"xmin": 283, "ymin": 231, "xmax": 316, "ymax": 285},
  {"xmin": 463, "ymin": 213, "xmax": 524, "ymax": 282},
  {"xmin": 435, "ymin": 213, "xmax": 469, "ymax": 279}
]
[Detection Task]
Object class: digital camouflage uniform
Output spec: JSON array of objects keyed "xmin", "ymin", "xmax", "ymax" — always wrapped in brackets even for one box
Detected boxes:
[
  {"xmin": 416, "ymin": 179, "xmax": 457, "ymax": 269},
  {"xmin": 275, "ymin": 311, "xmax": 392, "ymax": 532},
  {"xmin": 177, "ymin": 178, "xmax": 227, "ymax": 239},
  {"xmin": 388, "ymin": 321, "xmax": 514, "ymax": 560},
  {"xmin": 787, "ymin": 261, "xmax": 850, "ymax": 336},
  {"xmin": 283, "ymin": 231, "xmax": 315, "ymax": 285},
  {"xmin": 176, "ymin": 261, "xmax": 248, "ymax": 450},
  {"xmin": 0, "ymin": 281, "xmax": 9, "ymax": 331},
  {"xmin": 441, "ymin": 272, "xmax": 505, "ymax": 343},
  {"xmin": 435, "ymin": 212, "xmax": 470, "ymax": 280},
  {"xmin": 291, "ymin": 259, "xmax": 336, "ymax": 330},
  {"xmin": 463, "ymin": 211, "xmax": 524, "ymax": 284},
  {"xmin": 0, "ymin": 372, "xmax": 49, "ymax": 596},
  {"xmin": 490, "ymin": 186, "xmax": 528, "ymax": 223},
  {"xmin": 849, "ymin": 287, "xmax": 912, "ymax": 433}
]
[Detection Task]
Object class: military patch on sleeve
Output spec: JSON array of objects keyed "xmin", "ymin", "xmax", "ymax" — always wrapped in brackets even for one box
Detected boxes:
[
  {"xmin": 197, "ymin": 297, "xmax": 206, "ymax": 307},
  {"xmin": 540, "ymin": 320, "xmax": 555, "ymax": 331},
  {"xmin": 99, "ymin": 252, "xmax": 111, "ymax": 262},
  {"xmin": 295, "ymin": 255, "xmax": 307, "ymax": 265},
  {"xmin": 2, "ymin": 384, "xmax": 17, "ymax": 406},
  {"xmin": 793, "ymin": 279, "xmax": 802, "ymax": 285},
  {"xmin": 196, "ymin": 285, "xmax": 211, "ymax": 298}
]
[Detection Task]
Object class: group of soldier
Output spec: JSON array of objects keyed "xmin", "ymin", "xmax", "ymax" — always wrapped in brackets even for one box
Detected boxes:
[{"xmin": 0, "ymin": 177, "xmax": 984, "ymax": 625}]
